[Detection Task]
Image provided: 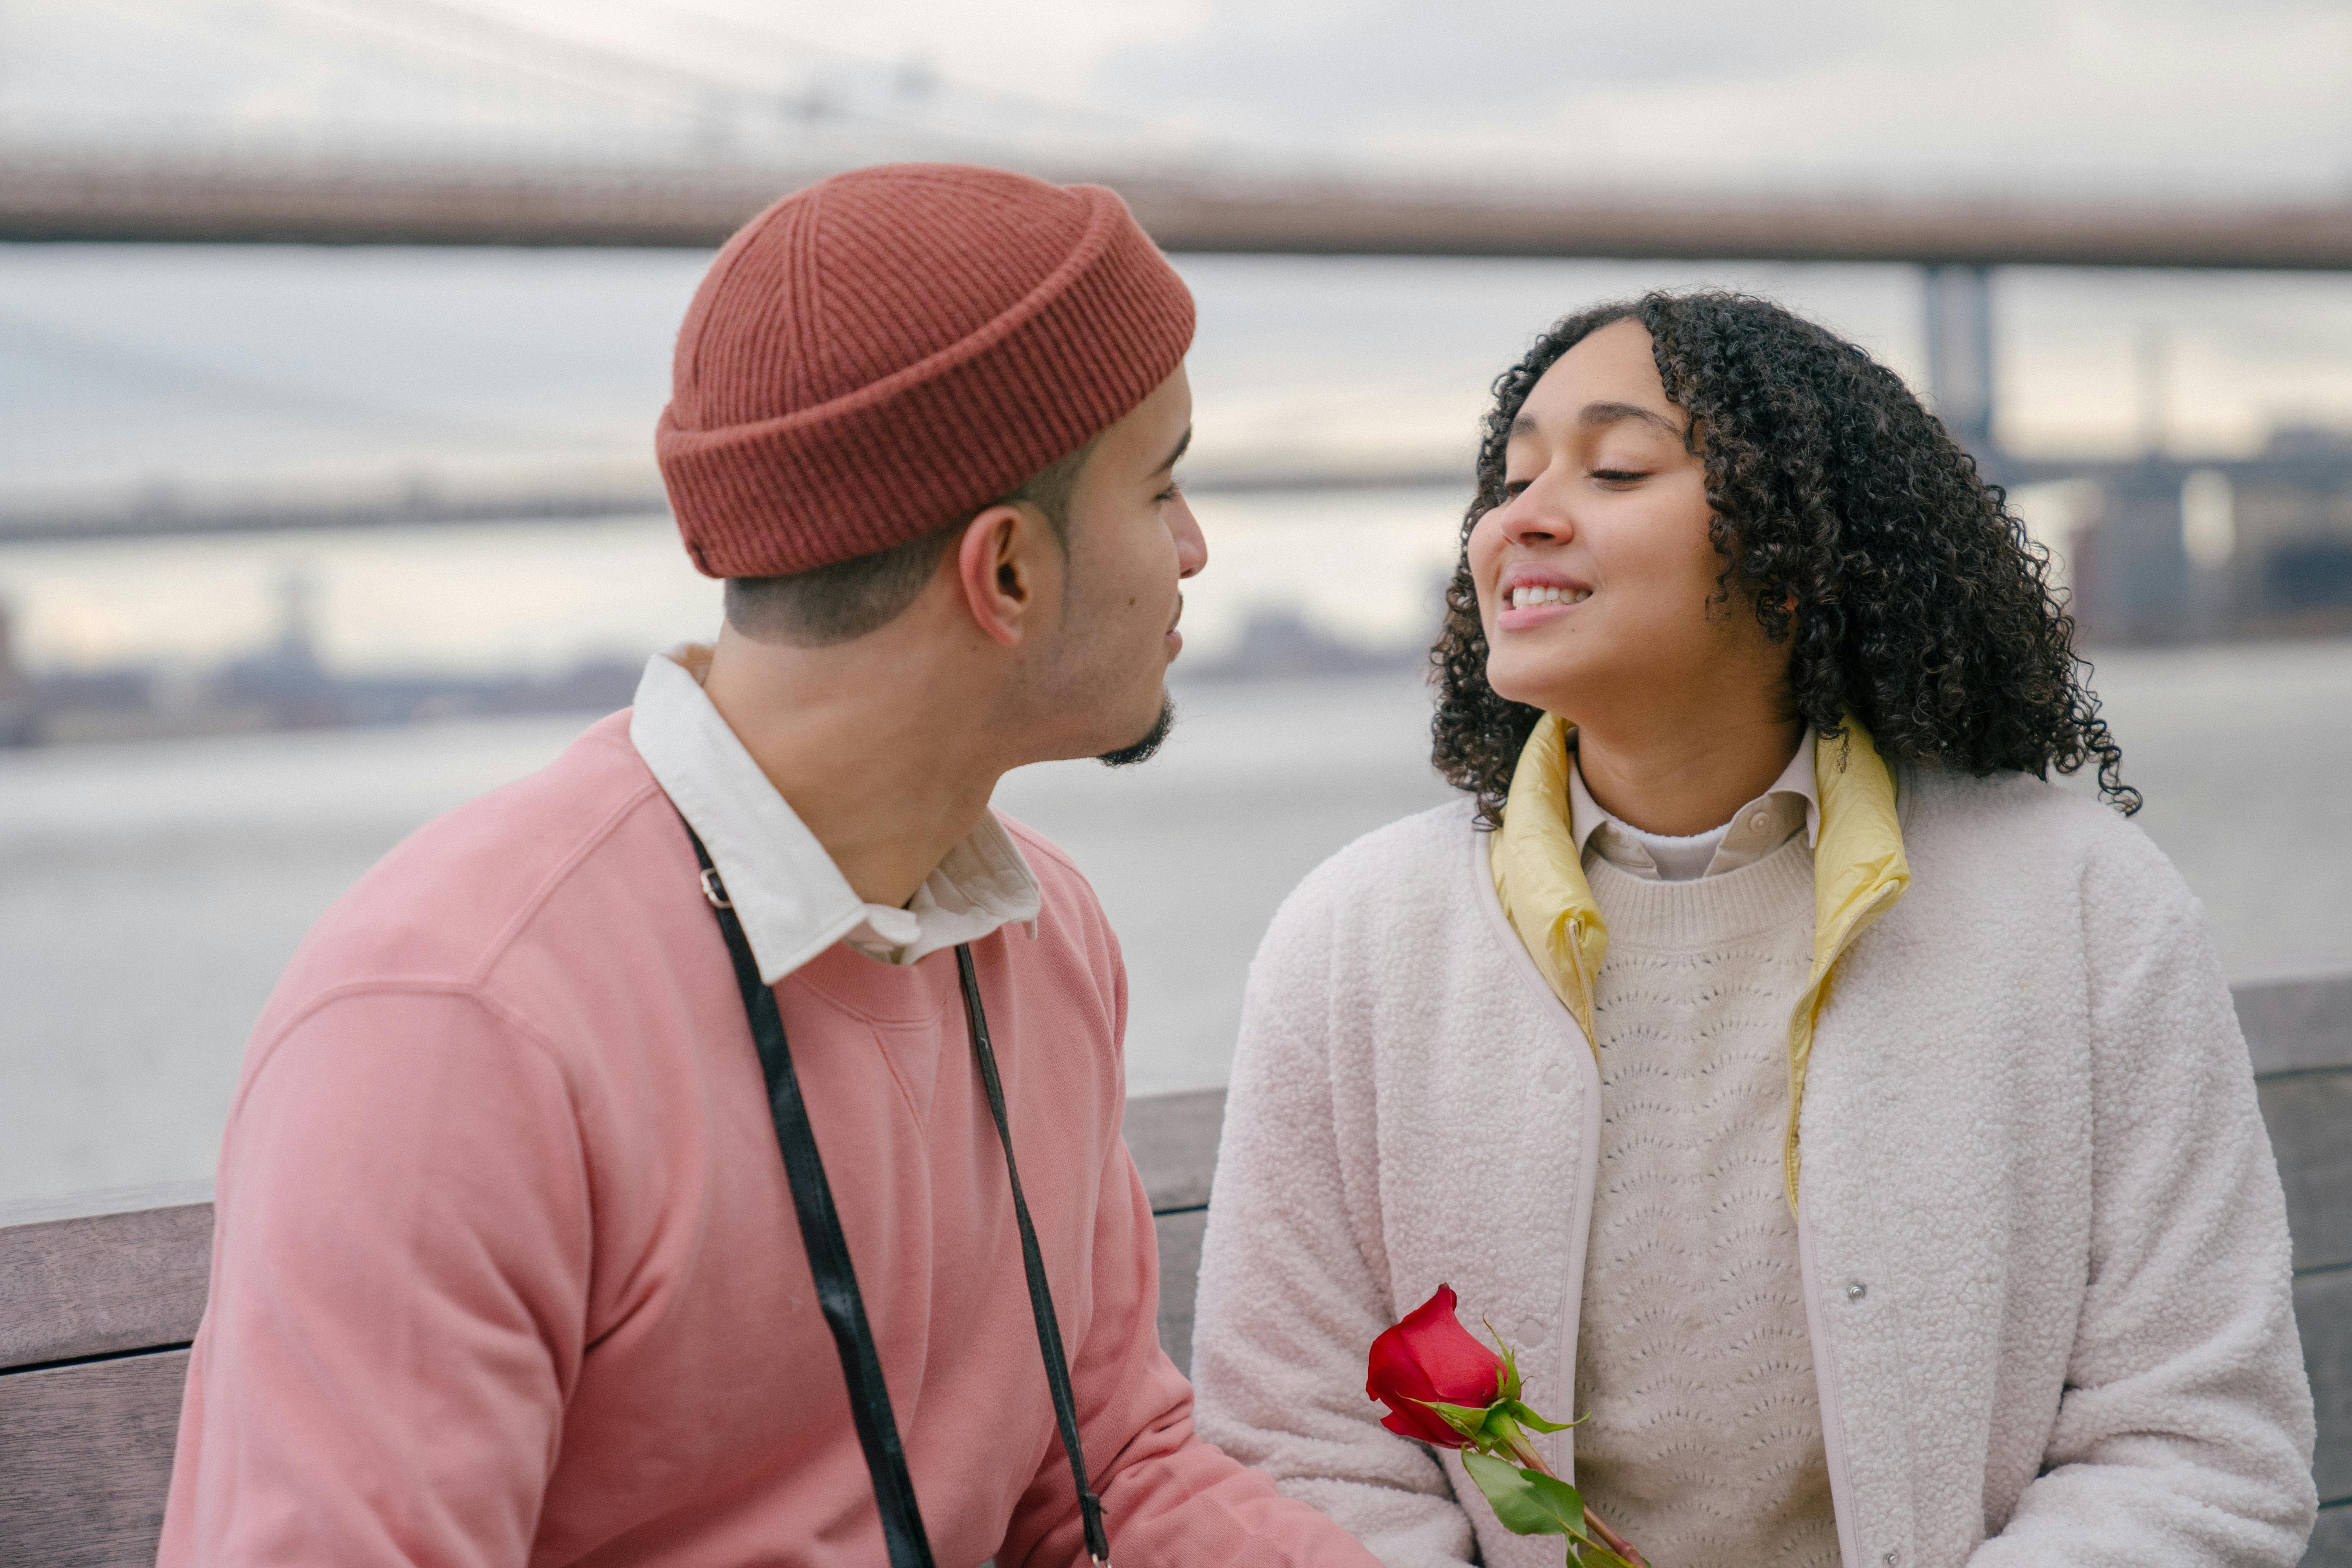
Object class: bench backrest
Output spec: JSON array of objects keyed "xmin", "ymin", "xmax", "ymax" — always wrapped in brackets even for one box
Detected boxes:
[{"xmin": 4, "ymin": 976, "xmax": 2345, "ymax": 1566}]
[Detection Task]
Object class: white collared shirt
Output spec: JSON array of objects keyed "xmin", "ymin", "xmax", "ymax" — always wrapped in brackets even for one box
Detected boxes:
[
  {"xmin": 628, "ymin": 649, "xmax": 1040, "ymax": 980},
  {"xmin": 1568, "ymin": 730, "xmax": 1820, "ymax": 883}
]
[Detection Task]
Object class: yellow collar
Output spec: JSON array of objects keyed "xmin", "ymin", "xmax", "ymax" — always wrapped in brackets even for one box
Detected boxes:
[{"xmin": 1489, "ymin": 713, "xmax": 1910, "ymax": 1208}]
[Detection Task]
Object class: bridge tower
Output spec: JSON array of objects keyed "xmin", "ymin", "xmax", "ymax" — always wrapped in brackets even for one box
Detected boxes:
[{"xmin": 1922, "ymin": 263, "xmax": 1998, "ymax": 466}]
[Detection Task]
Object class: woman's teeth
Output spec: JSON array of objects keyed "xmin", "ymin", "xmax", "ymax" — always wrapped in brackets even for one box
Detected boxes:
[{"xmin": 1508, "ymin": 585, "xmax": 1589, "ymax": 610}]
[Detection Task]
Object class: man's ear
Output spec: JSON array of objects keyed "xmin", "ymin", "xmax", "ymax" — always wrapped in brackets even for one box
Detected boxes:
[{"xmin": 955, "ymin": 503, "xmax": 1048, "ymax": 648}]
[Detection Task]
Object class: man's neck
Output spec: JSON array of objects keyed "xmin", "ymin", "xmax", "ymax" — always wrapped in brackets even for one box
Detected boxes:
[
  {"xmin": 1572, "ymin": 704, "xmax": 1803, "ymax": 840},
  {"xmin": 696, "ymin": 630, "xmax": 1008, "ymax": 911}
]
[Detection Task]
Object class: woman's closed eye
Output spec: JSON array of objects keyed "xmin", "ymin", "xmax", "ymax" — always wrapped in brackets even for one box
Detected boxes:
[{"xmin": 1590, "ymin": 468, "xmax": 1650, "ymax": 485}]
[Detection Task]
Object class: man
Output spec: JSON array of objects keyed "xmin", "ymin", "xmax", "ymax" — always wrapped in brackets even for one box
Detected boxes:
[{"xmin": 161, "ymin": 163, "xmax": 1380, "ymax": 1568}]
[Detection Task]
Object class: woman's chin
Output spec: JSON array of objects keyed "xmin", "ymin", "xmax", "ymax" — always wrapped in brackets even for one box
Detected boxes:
[{"xmin": 1484, "ymin": 659, "xmax": 1584, "ymax": 718}]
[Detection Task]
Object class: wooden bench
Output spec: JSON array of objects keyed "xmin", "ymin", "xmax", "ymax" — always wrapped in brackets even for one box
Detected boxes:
[{"xmin": 5, "ymin": 974, "xmax": 2347, "ymax": 1566}]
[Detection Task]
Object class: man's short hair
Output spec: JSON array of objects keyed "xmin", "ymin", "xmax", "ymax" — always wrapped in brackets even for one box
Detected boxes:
[{"xmin": 724, "ymin": 437, "xmax": 1098, "ymax": 647}]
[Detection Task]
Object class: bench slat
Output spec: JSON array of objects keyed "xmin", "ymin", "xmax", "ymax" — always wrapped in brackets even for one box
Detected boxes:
[
  {"xmin": 1127, "ymin": 1089, "xmax": 1225, "ymax": 1214},
  {"xmin": 1153, "ymin": 1208, "xmax": 1209, "ymax": 1380},
  {"xmin": 2305, "ymin": 1267, "xmax": 2352, "ymax": 1509},
  {"xmin": 2241, "ymin": 975, "xmax": 2352, "ymax": 1076},
  {"xmin": 0, "ymin": 1204, "xmax": 212, "ymax": 1370},
  {"xmin": 2308, "ymin": 1500, "xmax": 2351, "ymax": 1568},
  {"xmin": 0, "ymin": 1347, "xmax": 188, "ymax": 1568},
  {"xmin": 2266, "ymin": 1072, "xmax": 2352, "ymax": 1275}
]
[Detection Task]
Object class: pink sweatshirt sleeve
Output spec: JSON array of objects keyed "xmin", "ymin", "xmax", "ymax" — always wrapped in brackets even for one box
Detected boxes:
[
  {"xmin": 1001, "ymin": 1147, "xmax": 1380, "ymax": 1568},
  {"xmin": 997, "ymin": 925, "xmax": 1379, "ymax": 1568},
  {"xmin": 160, "ymin": 988, "xmax": 593, "ymax": 1568}
]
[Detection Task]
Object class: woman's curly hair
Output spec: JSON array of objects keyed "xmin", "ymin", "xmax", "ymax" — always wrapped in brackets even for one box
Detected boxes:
[{"xmin": 1432, "ymin": 289, "xmax": 2135, "ymax": 826}]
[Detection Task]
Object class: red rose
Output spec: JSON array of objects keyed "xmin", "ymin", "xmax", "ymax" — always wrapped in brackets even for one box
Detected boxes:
[{"xmin": 1365, "ymin": 1284, "xmax": 1506, "ymax": 1446}]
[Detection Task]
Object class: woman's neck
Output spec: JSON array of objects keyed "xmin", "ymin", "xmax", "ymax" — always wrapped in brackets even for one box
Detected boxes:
[{"xmin": 1572, "ymin": 710, "xmax": 1804, "ymax": 838}]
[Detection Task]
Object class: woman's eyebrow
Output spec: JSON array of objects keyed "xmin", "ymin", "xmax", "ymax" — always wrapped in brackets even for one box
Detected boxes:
[
  {"xmin": 1577, "ymin": 400, "xmax": 1681, "ymax": 434},
  {"xmin": 1509, "ymin": 402, "xmax": 1681, "ymax": 438}
]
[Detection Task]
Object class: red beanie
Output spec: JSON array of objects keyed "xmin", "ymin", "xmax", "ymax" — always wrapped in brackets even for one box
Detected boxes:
[{"xmin": 656, "ymin": 163, "xmax": 1196, "ymax": 579}]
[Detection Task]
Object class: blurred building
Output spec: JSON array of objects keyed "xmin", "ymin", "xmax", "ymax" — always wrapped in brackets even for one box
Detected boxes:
[
  {"xmin": 221, "ymin": 570, "xmax": 343, "ymax": 730},
  {"xmin": 2062, "ymin": 430, "xmax": 2352, "ymax": 644},
  {"xmin": 0, "ymin": 601, "xmax": 38, "ymax": 747}
]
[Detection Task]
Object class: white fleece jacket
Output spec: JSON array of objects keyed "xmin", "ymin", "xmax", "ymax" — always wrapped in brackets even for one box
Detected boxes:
[{"xmin": 1191, "ymin": 770, "xmax": 2317, "ymax": 1568}]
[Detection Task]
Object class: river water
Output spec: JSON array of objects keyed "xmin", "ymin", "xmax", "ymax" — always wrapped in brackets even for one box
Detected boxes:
[{"xmin": 3, "ymin": 637, "xmax": 2347, "ymax": 1214}]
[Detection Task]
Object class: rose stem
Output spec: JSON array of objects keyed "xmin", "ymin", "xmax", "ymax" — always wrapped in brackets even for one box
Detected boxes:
[{"xmin": 1504, "ymin": 1436, "xmax": 1647, "ymax": 1568}]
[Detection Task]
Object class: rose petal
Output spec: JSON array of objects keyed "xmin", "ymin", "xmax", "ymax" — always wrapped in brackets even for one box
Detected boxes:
[
  {"xmin": 1390, "ymin": 1286, "xmax": 1504, "ymax": 1406},
  {"xmin": 1365, "ymin": 1285, "xmax": 1505, "ymax": 1448},
  {"xmin": 1378, "ymin": 1407, "xmax": 1464, "ymax": 1446}
]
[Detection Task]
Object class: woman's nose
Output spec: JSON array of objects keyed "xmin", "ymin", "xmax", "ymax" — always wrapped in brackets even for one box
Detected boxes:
[{"xmin": 1494, "ymin": 483, "xmax": 1572, "ymax": 547}]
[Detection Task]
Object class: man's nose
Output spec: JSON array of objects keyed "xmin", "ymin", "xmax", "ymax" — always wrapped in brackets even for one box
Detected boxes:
[{"xmin": 1172, "ymin": 495, "xmax": 1208, "ymax": 579}]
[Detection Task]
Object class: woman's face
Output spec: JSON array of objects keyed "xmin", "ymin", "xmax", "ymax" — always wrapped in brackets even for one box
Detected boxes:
[{"xmin": 1467, "ymin": 317, "xmax": 1786, "ymax": 730}]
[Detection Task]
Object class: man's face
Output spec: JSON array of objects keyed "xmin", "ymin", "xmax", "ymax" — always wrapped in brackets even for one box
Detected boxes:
[{"xmin": 1035, "ymin": 365, "xmax": 1203, "ymax": 764}]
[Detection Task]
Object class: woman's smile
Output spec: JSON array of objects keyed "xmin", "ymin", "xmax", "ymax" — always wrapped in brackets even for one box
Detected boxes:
[{"xmin": 1494, "ymin": 568, "xmax": 1595, "ymax": 629}]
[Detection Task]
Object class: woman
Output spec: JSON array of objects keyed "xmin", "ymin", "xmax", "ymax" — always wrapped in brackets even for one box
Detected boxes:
[{"xmin": 1189, "ymin": 292, "xmax": 2316, "ymax": 1567}]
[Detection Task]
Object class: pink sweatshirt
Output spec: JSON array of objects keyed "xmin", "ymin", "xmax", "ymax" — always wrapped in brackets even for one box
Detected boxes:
[{"xmin": 160, "ymin": 711, "xmax": 1372, "ymax": 1568}]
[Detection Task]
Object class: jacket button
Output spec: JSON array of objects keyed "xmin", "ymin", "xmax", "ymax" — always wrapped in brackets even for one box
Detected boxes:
[
  {"xmin": 1517, "ymin": 1318, "xmax": 1548, "ymax": 1347},
  {"xmin": 1543, "ymin": 1062, "xmax": 1569, "ymax": 1091},
  {"xmin": 1846, "ymin": 1282, "xmax": 1867, "ymax": 1301}
]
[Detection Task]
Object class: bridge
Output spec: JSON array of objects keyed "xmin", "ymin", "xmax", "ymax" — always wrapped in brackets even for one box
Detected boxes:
[
  {"xmin": 9, "ymin": 145, "xmax": 2352, "ymax": 547},
  {"xmin": 12, "ymin": 149, "xmax": 2352, "ymax": 271}
]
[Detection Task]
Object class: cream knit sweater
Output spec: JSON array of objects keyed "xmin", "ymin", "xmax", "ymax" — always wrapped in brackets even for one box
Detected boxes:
[
  {"xmin": 1575, "ymin": 842, "xmax": 1836, "ymax": 1566},
  {"xmin": 1189, "ymin": 773, "xmax": 2316, "ymax": 1568}
]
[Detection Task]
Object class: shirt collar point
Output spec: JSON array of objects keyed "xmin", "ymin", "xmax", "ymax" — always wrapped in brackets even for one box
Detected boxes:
[{"xmin": 633, "ymin": 658, "xmax": 1038, "ymax": 983}]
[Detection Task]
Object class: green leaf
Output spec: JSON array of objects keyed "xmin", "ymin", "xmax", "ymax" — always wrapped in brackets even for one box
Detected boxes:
[
  {"xmin": 1460, "ymin": 1450, "xmax": 1585, "ymax": 1538},
  {"xmin": 1421, "ymin": 1400, "xmax": 1497, "ymax": 1443},
  {"xmin": 1420, "ymin": 1399, "xmax": 1555, "ymax": 1459},
  {"xmin": 1494, "ymin": 1398, "xmax": 1578, "ymax": 1435},
  {"xmin": 1460, "ymin": 1453, "xmax": 1644, "ymax": 1566},
  {"xmin": 1492, "ymin": 1333, "xmax": 1524, "ymax": 1402}
]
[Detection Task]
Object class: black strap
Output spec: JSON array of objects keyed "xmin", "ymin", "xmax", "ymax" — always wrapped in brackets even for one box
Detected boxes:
[
  {"xmin": 685, "ymin": 831, "xmax": 935, "ymax": 1568},
  {"xmin": 683, "ymin": 825, "xmax": 1110, "ymax": 1568},
  {"xmin": 956, "ymin": 943, "xmax": 1113, "ymax": 1566}
]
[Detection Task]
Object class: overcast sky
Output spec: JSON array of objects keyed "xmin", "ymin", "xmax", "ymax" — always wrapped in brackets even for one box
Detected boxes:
[
  {"xmin": 1089, "ymin": 0, "xmax": 2352, "ymax": 193},
  {"xmin": 7, "ymin": 0, "xmax": 2349, "ymax": 197}
]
